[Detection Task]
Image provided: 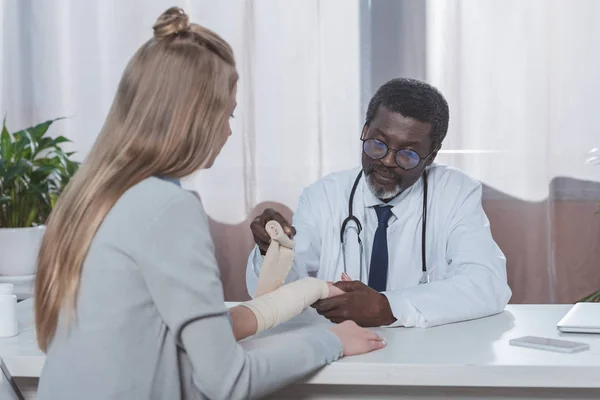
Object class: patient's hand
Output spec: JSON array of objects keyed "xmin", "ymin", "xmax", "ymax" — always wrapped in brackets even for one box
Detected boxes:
[{"xmin": 327, "ymin": 282, "xmax": 345, "ymax": 297}]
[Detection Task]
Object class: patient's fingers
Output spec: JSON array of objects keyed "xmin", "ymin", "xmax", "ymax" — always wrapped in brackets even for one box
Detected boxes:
[
  {"xmin": 327, "ymin": 282, "xmax": 345, "ymax": 297},
  {"xmin": 366, "ymin": 330, "xmax": 383, "ymax": 341}
]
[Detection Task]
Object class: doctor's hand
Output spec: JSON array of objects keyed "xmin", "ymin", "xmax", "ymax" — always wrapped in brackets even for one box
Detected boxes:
[
  {"xmin": 313, "ymin": 281, "xmax": 397, "ymax": 327},
  {"xmin": 250, "ymin": 208, "xmax": 296, "ymax": 255}
]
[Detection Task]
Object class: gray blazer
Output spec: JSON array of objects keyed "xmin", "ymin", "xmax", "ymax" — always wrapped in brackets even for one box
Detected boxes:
[{"xmin": 37, "ymin": 177, "xmax": 342, "ymax": 400}]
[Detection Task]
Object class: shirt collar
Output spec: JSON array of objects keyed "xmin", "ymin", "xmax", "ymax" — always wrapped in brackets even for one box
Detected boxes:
[
  {"xmin": 157, "ymin": 176, "xmax": 181, "ymax": 187},
  {"xmin": 361, "ymin": 172, "xmax": 424, "ymax": 215}
]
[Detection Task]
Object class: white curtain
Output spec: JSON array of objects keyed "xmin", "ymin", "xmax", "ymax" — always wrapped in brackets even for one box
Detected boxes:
[
  {"xmin": 425, "ymin": 0, "xmax": 600, "ymax": 303},
  {"xmin": 427, "ymin": 0, "xmax": 600, "ymax": 201},
  {"xmin": 0, "ymin": 0, "xmax": 361, "ymax": 225},
  {"xmin": 2, "ymin": 0, "xmax": 599, "ymax": 302}
]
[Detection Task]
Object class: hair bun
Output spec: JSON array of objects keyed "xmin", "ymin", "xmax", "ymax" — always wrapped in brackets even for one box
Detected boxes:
[{"xmin": 153, "ymin": 7, "xmax": 190, "ymax": 39}]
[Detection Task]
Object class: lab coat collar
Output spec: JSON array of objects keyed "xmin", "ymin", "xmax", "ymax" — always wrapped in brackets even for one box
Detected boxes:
[{"xmin": 361, "ymin": 171, "xmax": 424, "ymax": 217}]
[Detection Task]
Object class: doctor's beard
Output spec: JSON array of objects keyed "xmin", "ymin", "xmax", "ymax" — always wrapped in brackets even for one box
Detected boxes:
[{"xmin": 364, "ymin": 164, "xmax": 403, "ymax": 201}]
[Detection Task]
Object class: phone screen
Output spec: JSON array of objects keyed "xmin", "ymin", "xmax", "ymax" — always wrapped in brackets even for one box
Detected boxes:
[{"xmin": 513, "ymin": 336, "xmax": 585, "ymax": 349}]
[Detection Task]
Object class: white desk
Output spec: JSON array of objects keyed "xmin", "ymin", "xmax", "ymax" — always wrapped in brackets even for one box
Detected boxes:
[{"xmin": 2, "ymin": 300, "xmax": 600, "ymax": 400}]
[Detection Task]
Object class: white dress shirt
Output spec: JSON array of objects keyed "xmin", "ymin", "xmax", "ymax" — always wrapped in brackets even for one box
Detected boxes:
[{"xmin": 246, "ymin": 164, "xmax": 512, "ymax": 328}]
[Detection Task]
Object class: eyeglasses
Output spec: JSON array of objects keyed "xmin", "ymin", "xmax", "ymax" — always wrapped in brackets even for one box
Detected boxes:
[{"xmin": 362, "ymin": 138, "xmax": 434, "ymax": 170}]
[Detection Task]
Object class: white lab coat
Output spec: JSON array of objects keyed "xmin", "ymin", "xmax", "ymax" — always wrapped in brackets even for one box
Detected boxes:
[{"xmin": 246, "ymin": 164, "xmax": 512, "ymax": 328}]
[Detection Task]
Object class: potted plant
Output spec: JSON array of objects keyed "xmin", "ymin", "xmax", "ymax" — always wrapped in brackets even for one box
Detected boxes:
[
  {"xmin": 580, "ymin": 289, "xmax": 600, "ymax": 303},
  {"xmin": 0, "ymin": 118, "xmax": 79, "ymax": 278}
]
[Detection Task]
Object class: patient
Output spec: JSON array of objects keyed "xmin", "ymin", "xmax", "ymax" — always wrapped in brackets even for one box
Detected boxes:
[{"xmin": 33, "ymin": 7, "xmax": 384, "ymax": 400}]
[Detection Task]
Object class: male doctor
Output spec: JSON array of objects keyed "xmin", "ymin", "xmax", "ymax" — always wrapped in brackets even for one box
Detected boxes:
[{"xmin": 246, "ymin": 78, "xmax": 512, "ymax": 328}]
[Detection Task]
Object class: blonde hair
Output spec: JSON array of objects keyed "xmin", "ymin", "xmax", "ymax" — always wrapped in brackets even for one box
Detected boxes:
[{"xmin": 34, "ymin": 7, "xmax": 238, "ymax": 351}]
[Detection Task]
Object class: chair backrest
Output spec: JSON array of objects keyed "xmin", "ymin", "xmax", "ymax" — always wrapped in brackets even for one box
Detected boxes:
[
  {"xmin": 0, "ymin": 358, "xmax": 24, "ymax": 400},
  {"xmin": 481, "ymin": 177, "xmax": 600, "ymax": 304}
]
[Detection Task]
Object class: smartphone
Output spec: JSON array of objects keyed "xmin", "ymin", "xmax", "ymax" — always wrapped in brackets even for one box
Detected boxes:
[{"xmin": 509, "ymin": 335, "xmax": 590, "ymax": 353}]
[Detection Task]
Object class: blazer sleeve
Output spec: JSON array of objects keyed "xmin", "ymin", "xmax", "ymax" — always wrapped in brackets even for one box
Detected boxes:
[{"xmin": 139, "ymin": 192, "xmax": 343, "ymax": 399}]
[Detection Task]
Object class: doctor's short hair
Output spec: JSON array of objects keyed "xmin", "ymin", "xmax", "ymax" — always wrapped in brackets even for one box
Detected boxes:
[{"xmin": 365, "ymin": 78, "xmax": 449, "ymax": 147}]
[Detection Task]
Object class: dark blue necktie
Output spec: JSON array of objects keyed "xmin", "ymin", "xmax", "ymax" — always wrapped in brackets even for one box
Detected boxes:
[{"xmin": 368, "ymin": 206, "xmax": 393, "ymax": 292}]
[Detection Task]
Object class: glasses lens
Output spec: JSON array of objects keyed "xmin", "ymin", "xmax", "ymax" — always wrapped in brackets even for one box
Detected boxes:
[
  {"xmin": 363, "ymin": 138, "xmax": 388, "ymax": 160},
  {"xmin": 395, "ymin": 149, "xmax": 421, "ymax": 169}
]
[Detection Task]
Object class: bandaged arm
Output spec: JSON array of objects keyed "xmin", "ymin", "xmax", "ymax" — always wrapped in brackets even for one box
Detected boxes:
[
  {"xmin": 246, "ymin": 192, "xmax": 322, "ymax": 297},
  {"xmin": 141, "ymin": 192, "xmax": 343, "ymax": 400},
  {"xmin": 230, "ymin": 277, "xmax": 330, "ymax": 341}
]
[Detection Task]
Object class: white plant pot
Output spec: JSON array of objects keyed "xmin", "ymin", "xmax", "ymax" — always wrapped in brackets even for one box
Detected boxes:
[{"xmin": 0, "ymin": 226, "xmax": 46, "ymax": 276}]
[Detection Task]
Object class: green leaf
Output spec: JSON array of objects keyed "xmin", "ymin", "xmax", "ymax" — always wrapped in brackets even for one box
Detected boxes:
[
  {"xmin": 579, "ymin": 289, "xmax": 600, "ymax": 303},
  {"xmin": 26, "ymin": 118, "xmax": 66, "ymax": 141},
  {"xmin": 1, "ymin": 123, "xmax": 11, "ymax": 162},
  {"xmin": 4, "ymin": 159, "xmax": 32, "ymax": 182},
  {"xmin": 33, "ymin": 164, "xmax": 59, "ymax": 176},
  {"xmin": 13, "ymin": 128, "xmax": 36, "ymax": 160},
  {"xmin": 25, "ymin": 208, "xmax": 39, "ymax": 228},
  {"xmin": 49, "ymin": 192, "xmax": 60, "ymax": 209},
  {"xmin": 53, "ymin": 147, "xmax": 72, "ymax": 168},
  {"xmin": 52, "ymin": 136, "xmax": 70, "ymax": 145},
  {"xmin": 35, "ymin": 137, "xmax": 55, "ymax": 153},
  {"xmin": 66, "ymin": 159, "xmax": 79, "ymax": 176}
]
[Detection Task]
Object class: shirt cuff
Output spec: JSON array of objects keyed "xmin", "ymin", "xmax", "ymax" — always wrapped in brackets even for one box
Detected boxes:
[
  {"xmin": 251, "ymin": 245, "xmax": 264, "ymax": 271},
  {"xmin": 381, "ymin": 290, "xmax": 419, "ymax": 328},
  {"xmin": 245, "ymin": 246, "xmax": 265, "ymax": 298}
]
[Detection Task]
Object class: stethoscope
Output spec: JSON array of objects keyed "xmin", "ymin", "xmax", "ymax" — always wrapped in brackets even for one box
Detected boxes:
[{"xmin": 340, "ymin": 168, "xmax": 430, "ymax": 286}]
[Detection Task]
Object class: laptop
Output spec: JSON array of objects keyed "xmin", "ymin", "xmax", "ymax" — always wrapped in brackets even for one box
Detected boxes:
[
  {"xmin": 557, "ymin": 302, "xmax": 600, "ymax": 334},
  {"xmin": 0, "ymin": 357, "xmax": 24, "ymax": 400}
]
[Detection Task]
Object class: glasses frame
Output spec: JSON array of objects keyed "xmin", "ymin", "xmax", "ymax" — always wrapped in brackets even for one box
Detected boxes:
[{"xmin": 361, "ymin": 137, "xmax": 437, "ymax": 171}]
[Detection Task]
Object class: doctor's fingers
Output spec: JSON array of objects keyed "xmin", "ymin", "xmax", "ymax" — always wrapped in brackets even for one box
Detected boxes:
[
  {"xmin": 251, "ymin": 235, "xmax": 270, "ymax": 254},
  {"xmin": 313, "ymin": 296, "xmax": 347, "ymax": 313},
  {"xmin": 261, "ymin": 209, "xmax": 296, "ymax": 238},
  {"xmin": 333, "ymin": 280, "xmax": 368, "ymax": 292},
  {"xmin": 252, "ymin": 230, "xmax": 271, "ymax": 249},
  {"xmin": 321, "ymin": 306, "xmax": 355, "ymax": 321},
  {"xmin": 279, "ymin": 220, "xmax": 296, "ymax": 238},
  {"xmin": 250, "ymin": 220, "xmax": 272, "ymax": 250}
]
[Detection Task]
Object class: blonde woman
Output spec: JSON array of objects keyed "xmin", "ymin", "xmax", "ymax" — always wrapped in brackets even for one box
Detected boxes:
[{"xmin": 34, "ymin": 7, "xmax": 384, "ymax": 400}]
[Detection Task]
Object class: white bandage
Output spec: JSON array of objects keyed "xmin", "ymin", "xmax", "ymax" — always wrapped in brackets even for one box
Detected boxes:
[
  {"xmin": 254, "ymin": 220, "xmax": 295, "ymax": 297},
  {"xmin": 240, "ymin": 277, "xmax": 329, "ymax": 333}
]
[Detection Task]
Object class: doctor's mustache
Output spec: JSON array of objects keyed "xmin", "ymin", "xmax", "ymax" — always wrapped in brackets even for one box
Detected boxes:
[{"xmin": 364, "ymin": 164, "xmax": 403, "ymax": 183}]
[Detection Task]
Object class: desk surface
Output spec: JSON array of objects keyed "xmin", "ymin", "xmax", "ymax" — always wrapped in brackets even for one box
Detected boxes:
[{"xmin": 2, "ymin": 300, "xmax": 600, "ymax": 388}]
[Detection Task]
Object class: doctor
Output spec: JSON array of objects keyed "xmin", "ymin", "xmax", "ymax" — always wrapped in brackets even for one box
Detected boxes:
[{"xmin": 246, "ymin": 78, "xmax": 512, "ymax": 328}]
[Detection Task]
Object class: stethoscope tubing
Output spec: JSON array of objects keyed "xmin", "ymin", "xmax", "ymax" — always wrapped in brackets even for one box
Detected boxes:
[{"xmin": 340, "ymin": 169, "xmax": 429, "ymax": 282}]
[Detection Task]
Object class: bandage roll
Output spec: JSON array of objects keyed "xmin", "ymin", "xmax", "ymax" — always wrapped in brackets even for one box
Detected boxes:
[
  {"xmin": 240, "ymin": 277, "xmax": 329, "ymax": 333},
  {"xmin": 265, "ymin": 220, "xmax": 294, "ymax": 249},
  {"xmin": 254, "ymin": 220, "xmax": 295, "ymax": 297}
]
